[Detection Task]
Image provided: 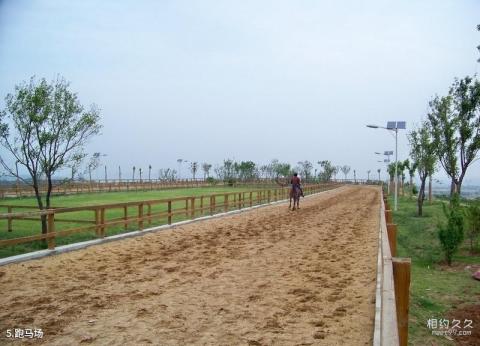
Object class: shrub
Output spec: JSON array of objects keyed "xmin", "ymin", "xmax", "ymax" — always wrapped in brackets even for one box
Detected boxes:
[
  {"xmin": 412, "ymin": 184, "xmax": 418, "ymax": 195},
  {"xmin": 438, "ymin": 194, "xmax": 464, "ymax": 265},
  {"xmin": 206, "ymin": 177, "xmax": 216, "ymax": 185},
  {"xmin": 464, "ymin": 201, "xmax": 480, "ymax": 254}
]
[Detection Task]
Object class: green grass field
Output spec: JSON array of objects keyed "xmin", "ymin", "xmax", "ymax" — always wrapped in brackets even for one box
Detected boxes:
[
  {"xmin": 0, "ymin": 186, "xmax": 269, "ymax": 259},
  {"xmin": 391, "ymin": 194, "xmax": 480, "ymax": 345}
]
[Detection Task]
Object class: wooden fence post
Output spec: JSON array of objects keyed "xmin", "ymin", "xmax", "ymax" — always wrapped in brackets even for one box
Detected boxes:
[
  {"xmin": 393, "ymin": 257, "xmax": 411, "ymax": 346},
  {"xmin": 138, "ymin": 203, "xmax": 144, "ymax": 230},
  {"xmin": 200, "ymin": 196, "xmax": 204, "ymax": 216},
  {"xmin": 385, "ymin": 210, "xmax": 393, "ymax": 224},
  {"xmin": 190, "ymin": 198, "xmax": 195, "ymax": 219},
  {"xmin": 47, "ymin": 212, "xmax": 55, "ymax": 250},
  {"xmin": 211, "ymin": 195, "xmax": 216, "ymax": 215},
  {"xmin": 123, "ymin": 206, "xmax": 128, "ymax": 230},
  {"xmin": 94, "ymin": 208, "xmax": 100, "ymax": 237},
  {"xmin": 249, "ymin": 192, "xmax": 253, "ymax": 207},
  {"xmin": 268, "ymin": 190, "xmax": 271, "ymax": 203},
  {"xmin": 224, "ymin": 194, "xmax": 229, "ymax": 212},
  {"xmin": 168, "ymin": 201, "xmax": 172, "ymax": 225},
  {"xmin": 185, "ymin": 198, "xmax": 189, "ymax": 218},
  {"xmin": 100, "ymin": 208, "xmax": 106, "ymax": 238},
  {"xmin": 7, "ymin": 206, "xmax": 12, "ymax": 232},
  {"xmin": 147, "ymin": 203, "xmax": 152, "ymax": 225},
  {"xmin": 387, "ymin": 223, "xmax": 397, "ymax": 257}
]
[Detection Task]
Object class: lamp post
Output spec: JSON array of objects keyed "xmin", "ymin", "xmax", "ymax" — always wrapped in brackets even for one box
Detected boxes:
[{"xmin": 367, "ymin": 121, "xmax": 406, "ymax": 211}]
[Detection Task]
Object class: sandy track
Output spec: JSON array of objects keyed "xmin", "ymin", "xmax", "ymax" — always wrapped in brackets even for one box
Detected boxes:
[{"xmin": 0, "ymin": 186, "xmax": 380, "ymax": 345}]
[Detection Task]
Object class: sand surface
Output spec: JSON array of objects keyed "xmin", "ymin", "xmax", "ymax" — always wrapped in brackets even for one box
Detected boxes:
[{"xmin": 0, "ymin": 185, "xmax": 380, "ymax": 345}]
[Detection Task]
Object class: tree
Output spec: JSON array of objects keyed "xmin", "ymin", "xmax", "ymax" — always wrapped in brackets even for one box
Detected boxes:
[
  {"xmin": 406, "ymin": 159, "xmax": 418, "ymax": 194},
  {"xmin": 377, "ymin": 168, "xmax": 381, "ymax": 182},
  {"xmin": 0, "ymin": 76, "xmax": 101, "ymax": 236},
  {"xmin": 367, "ymin": 170, "xmax": 371, "ymax": 181},
  {"xmin": 438, "ymin": 194, "xmax": 464, "ymax": 265},
  {"xmin": 148, "ymin": 165, "xmax": 152, "ymax": 181},
  {"xmin": 428, "ymin": 76, "xmax": 480, "ymax": 197},
  {"xmin": 477, "ymin": 24, "xmax": 480, "ymax": 63},
  {"xmin": 464, "ymin": 201, "xmax": 480, "ymax": 254},
  {"xmin": 408, "ymin": 121, "xmax": 436, "ymax": 216},
  {"xmin": 340, "ymin": 165, "xmax": 350, "ymax": 180},
  {"xmin": 296, "ymin": 160, "xmax": 313, "ymax": 181},
  {"xmin": 158, "ymin": 168, "xmax": 177, "ymax": 181},
  {"xmin": 132, "ymin": 166, "xmax": 136, "ymax": 181},
  {"xmin": 190, "ymin": 161, "xmax": 198, "ymax": 180},
  {"xmin": 318, "ymin": 160, "xmax": 335, "ymax": 182},
  {"xmin": 201, "ymin": 162, "xmax": 212, "ymax": 179},
  {"xmin": 86, "ymin": 152, "xmax": 102, "ymax": 185},
  {"xmin": 387, "ymin": 162, "xmax": 396, "ymax": 194}
]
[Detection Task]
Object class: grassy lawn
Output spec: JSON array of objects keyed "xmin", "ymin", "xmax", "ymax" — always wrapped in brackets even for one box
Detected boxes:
[
  {"xmin": 0, "ymin": 186, "xmax": 269, "ymax": 259},
  {"xmin": 391, "ymin": 194, "xmax": 480, "ymax": 345}
]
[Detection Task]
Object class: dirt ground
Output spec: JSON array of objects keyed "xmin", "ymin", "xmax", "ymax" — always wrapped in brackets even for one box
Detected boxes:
[{"xmin": 0, "ymin": 185, "xmax": 380, "ymax": 345}]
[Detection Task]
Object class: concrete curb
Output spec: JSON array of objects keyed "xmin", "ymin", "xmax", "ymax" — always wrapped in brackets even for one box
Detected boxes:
[{"xmin": 0, "ymin": 186, "xmax": 344, "ymax": 267}]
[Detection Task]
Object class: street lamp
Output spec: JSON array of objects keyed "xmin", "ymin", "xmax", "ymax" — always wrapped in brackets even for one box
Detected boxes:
[{"xmin": 367, "ymin": 121, "xmax": 406, "ymax": 211}]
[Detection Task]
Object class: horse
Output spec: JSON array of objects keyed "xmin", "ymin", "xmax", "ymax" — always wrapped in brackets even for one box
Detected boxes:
[
  {"xmin": 275, "ymin": 176, "xmax": 303, "ymax": 211},
  {"xmin": 290, "ymin": 185, "xmax": 302, "ymax": 210}
]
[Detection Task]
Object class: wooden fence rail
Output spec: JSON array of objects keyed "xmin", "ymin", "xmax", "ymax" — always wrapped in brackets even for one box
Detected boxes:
[
  {"xmin": 0, "ymin": 183, "xmax": 340, "ymax": 251},
  {"xmin": 374, "ymin": 189, "xmax": 411, "ymax": 346},
  {"xmin": 0, "ymin": 178, "xmax": 381, "ymax": 198}
]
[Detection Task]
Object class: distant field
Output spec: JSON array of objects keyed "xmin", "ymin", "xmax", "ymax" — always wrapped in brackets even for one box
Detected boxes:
[{"xmin": 0, "ymin": 186, "xmax": 259, "ymax": 258}]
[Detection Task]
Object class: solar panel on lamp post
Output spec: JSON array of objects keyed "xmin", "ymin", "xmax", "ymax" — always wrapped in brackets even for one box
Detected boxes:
[{"xmin": 366, "ymin": 121, "xmax": 406, "ymax": 211}]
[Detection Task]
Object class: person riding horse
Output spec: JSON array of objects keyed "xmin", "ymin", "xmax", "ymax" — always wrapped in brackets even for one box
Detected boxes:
[
  {"xmin": 290, "ymin": 173, "xmax": 304, "ymax": 197},
  {"xmin": 289, "ymin": 173, "xmax": 304, "ymax": 210}
]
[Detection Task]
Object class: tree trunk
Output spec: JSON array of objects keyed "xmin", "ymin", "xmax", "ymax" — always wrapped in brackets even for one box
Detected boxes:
[{"xmin": 417, "ymin": 177, "xmax": 427, "ymax": 216}]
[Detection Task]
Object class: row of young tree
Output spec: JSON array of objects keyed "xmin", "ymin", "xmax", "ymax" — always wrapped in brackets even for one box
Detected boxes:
[{"xmin": 406, "ymin": 73, "xmax": 480, "ymax": 264}]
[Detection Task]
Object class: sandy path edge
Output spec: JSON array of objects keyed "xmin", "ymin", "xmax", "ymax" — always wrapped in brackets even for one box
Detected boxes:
[{"xmin": 0, "ymin": 185, "xmax": 380, "ymax": 345}]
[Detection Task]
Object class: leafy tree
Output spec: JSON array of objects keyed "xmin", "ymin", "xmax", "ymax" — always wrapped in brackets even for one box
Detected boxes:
[
  {"xmin": 318, "ymin": 160, "xmax": 335, "ymax": 181},
  {"xmin": 408, "ymin": 121, "xmax": 437, "ymax": 216},
  {"xmin": 132, "ymin": 166, "xmax": 136, "ymax": 181},
  {"xmin": 201, "ymin": 163, "xmax": 212, "ymax": 179},
  {"xmin": 406, "ymin": 159, "xmax": 418, "ymax": 194},
  {"xmin": 438, "ymin": 194, "xmax": 464, "ymax": 265},
  {"xmin": 158, "ymin": 168, "xmax": 177, "ymax": 181},
  {"xmin": 477, "ymin": 24, "xmax": 480, "ymax": 63},
  {"xmin": 387, "ymin": 162, "xmax": 396, "ymax": 193},
  {"xmin": 148, "ymin": 164, "xmax": 152, "ymax": 181},
  {"xmin": 190, "ymin": 161, "xmax": 198, "ymax": 180},
  {"xmin": 428, "ymin": 76, "xmax": 480, "ymax": 197},
  {"xmin": 236, "ymin": 161, "xmax": 256, "ymax": 181},
  {"xmin": 0, "ymin": 76, "xmax": 101, "ymax": 236},
  {"xmin": 297, "ymin": 160, "xmax": 313, "ymax": 181},
  {"xmin": 85, "ymin": 152, "xmax": 102, "ymax": 185},
  {"xmin": 340, "ymin": 165, "xmax": 350, "ymax": 180},
  {"xmin": 464, "ymin": 201, "xmax": 480, "ymax": 253},
  {"xmin": 272, "ymin": 162, "xmax": 291, "ymax": 178}
]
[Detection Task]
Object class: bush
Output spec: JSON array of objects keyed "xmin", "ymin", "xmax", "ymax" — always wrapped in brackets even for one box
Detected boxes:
[
  {"xmin": 412, "ymin": 184, "xmax": 418, "ymax": 195},
  {"xmin": 464, "ymin": 202, "xmax": 480, "ymax": 253},
  {"xmin": 438, "ymin": 194, "xmax": 464, "ymax": 265},
  {"xmin": 206, "ymin": 177, "xmax": 216, "ymax": 185}
]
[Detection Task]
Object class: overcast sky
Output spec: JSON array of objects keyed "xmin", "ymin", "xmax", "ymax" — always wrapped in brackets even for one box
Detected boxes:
[{"xmin": 0, "ymin": 0, "xmax": 479, "ymax": 181}]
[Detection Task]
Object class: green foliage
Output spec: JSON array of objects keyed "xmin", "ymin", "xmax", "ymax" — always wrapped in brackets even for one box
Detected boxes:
[
  {"xmin": 463, "ymin": 200, "xmax": 480, "ymax": 253},
  {"xmin": 438, "ymin": 194, "xmax": 464, "ymax": 265},
  {"xmin": 0, "ymin": 76, "xmax": 102, "ymax": 211},
  {"xmin": 428, "ymin": 76, "xmax": 480, "ymax": 196},
  {"xmin": 317, "ymin": 160, "xmax": 335, "ymax": 181},
  {"xmin": 205, "ymin": 177, "xmax": 216, "ymax": 185},
  {"xmin": 412, "ymin": 184, "xmax": 418, "ymax": 195}
]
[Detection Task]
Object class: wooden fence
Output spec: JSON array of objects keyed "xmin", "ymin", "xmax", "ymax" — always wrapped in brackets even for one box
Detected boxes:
[
  {"xmin": 0, "ymin": 183, "xmax": 340, "ymax": 252},
  {"xmin": 374, "ymin": 190, "xmax": 411, "ymax": 346},
  {"xmin": 0, "ymin": 178, "xmax": 381, "ymax": 198}
]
